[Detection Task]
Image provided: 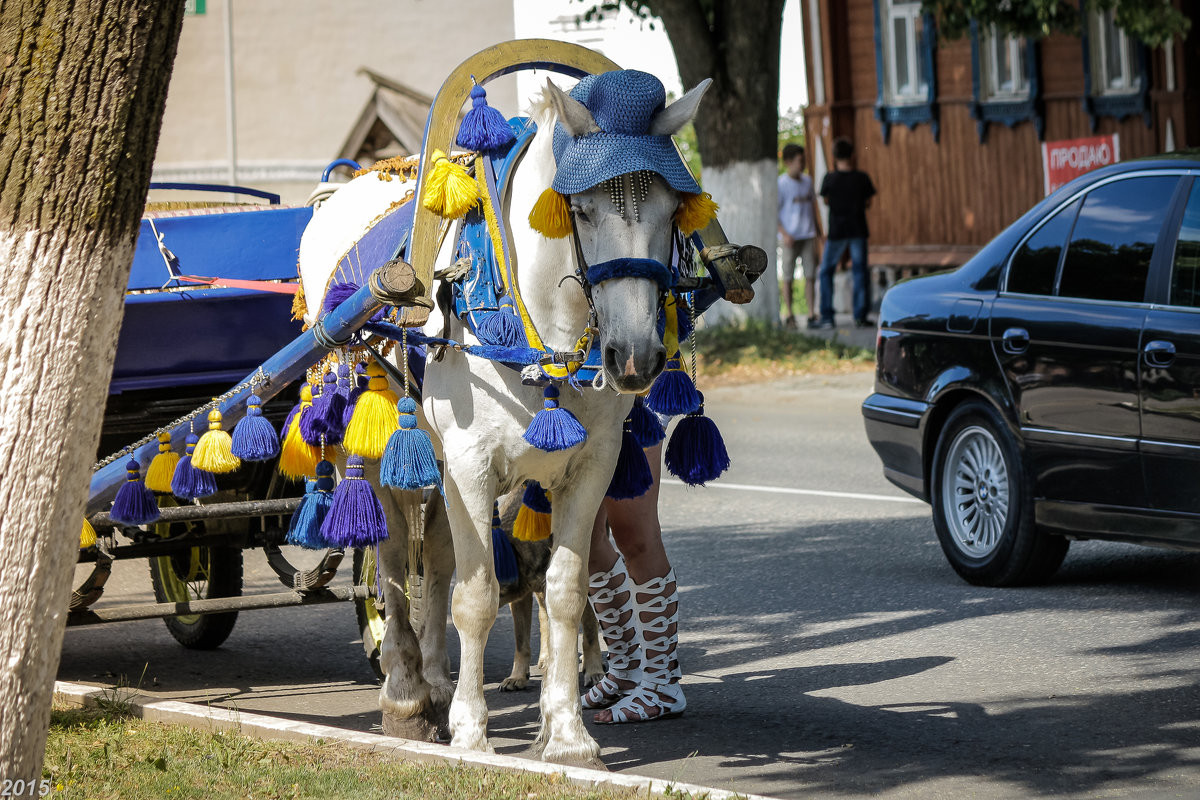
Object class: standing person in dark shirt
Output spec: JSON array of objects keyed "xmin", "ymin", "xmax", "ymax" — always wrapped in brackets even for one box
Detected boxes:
[{"xmin": 813, "ymin": 137, "xmax": 876, "ymax": 329}]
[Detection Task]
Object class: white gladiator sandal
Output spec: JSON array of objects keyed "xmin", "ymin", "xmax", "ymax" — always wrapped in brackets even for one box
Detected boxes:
[
  {"xmin": 581, "ymin": 555, "xmax": 643, "ymax": 710},
  {"xmin": 597, "ymin": 568, "xmax": 686, "ymax": 724}
]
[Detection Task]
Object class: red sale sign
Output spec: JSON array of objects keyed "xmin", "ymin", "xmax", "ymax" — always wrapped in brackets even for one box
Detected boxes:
[{"xmin": 1041, "ymin": 134, "xmax": 1121, "ymax": 195}]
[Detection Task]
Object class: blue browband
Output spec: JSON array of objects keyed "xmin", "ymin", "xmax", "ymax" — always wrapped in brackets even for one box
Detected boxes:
[{"xmin": 586, "ymin": 258, "xmax": 673, "ymax": 291}]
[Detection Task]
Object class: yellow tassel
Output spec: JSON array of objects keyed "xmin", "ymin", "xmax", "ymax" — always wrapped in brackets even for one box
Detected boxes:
[
  {"xmin": 421, "ymin": 149, "xmax": 480, "ymax": 219},
  {"xmin": 80, "ymin": 518, "xmax": 96, "ymax": 549},
  {"xmin": 291, "ymin": 283, "xmax": 307, "ymax": 322},
  {"xmin": 145, "ymin": 432, "xmax": 179, "ymax": 493},
  {"xmin": 513, "ymin": 504, "xmax": 552, "ymax": 542},
  {"xmin": 279, "ymin": 384, "xmax": 319, "ymax": 480},
  {"xmin": 344, "ymin": 361, "xmax": 399, "ymax": 460},
  {"xmin": 528, "ymin": 187, "xmax": 573, "ymax": 239},
  {"xmin": 675, "ymin": 191, "xmax": 720, "ymax": 235},
  {"xmin": 193, "ymin": 407, "xmax": 241, "ymax": 474}
]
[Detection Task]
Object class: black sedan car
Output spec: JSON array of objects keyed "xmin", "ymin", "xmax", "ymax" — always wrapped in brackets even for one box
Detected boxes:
[{"xmin": 862, "ymin": 153, "xmax": 1200, "ymax": 586}]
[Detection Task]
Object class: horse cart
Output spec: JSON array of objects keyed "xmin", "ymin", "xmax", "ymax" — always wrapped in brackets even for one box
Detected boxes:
[{"xmin": 70, "ymin": 40, "xmax": 766, "ymax": 677}]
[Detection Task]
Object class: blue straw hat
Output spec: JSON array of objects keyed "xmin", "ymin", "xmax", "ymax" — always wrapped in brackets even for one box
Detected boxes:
[{"xmin": 551, "ymin": 70, "xmax": 701, "ymax": 196}]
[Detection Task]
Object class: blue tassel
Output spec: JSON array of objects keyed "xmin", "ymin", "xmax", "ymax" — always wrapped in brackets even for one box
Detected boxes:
[
  {"xmin": 606, "ymin": 423, "xmax": 653, "ymax": 500},
  {"xmin": 664, "ymin": 394, "xmax": 730, "ymax": 486},
  {"xmin": 475, "ymin": 305, "xmax": 527, "ymax": 348},
  {"xmin": 171, "ymin": 434, "xmax": 218, "ymax": 500},
  {"xmin": 287, "ymin": 461, "xmax": 335, "ymax": 549},
  {"xmin": 491, "ymin": 503, "xmax": 519, "ymax": 584},
  {"xmin": 111, "ymin": 459, "xmax": 160, "ymax": 526},
  {"xmin": 380, "ymin": 397, "xmax": 441, "ymax": 490},
  {"xmin": 522, "ymin": 481, "xmax": 552, "ymax": 514},
  {"xmin": 645, "ymin": 358, "xmax": 701, "ymax": 417},
  {"xmin": 320, "ymin": 455, "xmax": 389, "ymax": 548},
  {"xmin": 343, "ymin": 363, "xmax": 369, "ymax": 429},
  {"xmin": 456, "ymin": 83, "xmax": 516, "ymax": 152},
  {"xmin": 231, "ymin": 394, "xmax": 279, "ymax": 461},
  {"xmin": 629, "ymin": 396, "xmax": 666, "ymax": 448},
  {"xmin": 656, "ymin": 298, "xmax": 694, "ymax": 341},
  {"xmin": 312, "ymin": 370, "xmax": 347, "ymax": 446},
  {"xmin": 523, "ymin": 384, "xmax": 587, "ymax": 452}
]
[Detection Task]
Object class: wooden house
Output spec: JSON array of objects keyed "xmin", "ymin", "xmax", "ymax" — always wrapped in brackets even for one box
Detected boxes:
[{"xmin": 799, "ymin": 0, "xmax": 1199, "ymax": 281}]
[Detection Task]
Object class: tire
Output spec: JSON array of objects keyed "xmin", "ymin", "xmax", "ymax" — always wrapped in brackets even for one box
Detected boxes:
[
  {"xmin": 930, "ymin": 399, "xmax": 1069, "ymax": 587},
  {"xmin": 149, "ymin": 543, "xmax": 243, "ymax": 648},
  {"xmin": 352, "ymin": 547, "xmax": 386, "ymax": 680}
]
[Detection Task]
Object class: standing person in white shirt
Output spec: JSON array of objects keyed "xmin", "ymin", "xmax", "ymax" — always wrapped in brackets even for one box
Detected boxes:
[{"xmin": 777, "ymin": 143, "xmax": 824, "ymax": 328}]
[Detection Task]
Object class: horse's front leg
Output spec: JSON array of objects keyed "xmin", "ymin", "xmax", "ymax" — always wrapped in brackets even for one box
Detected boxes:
[
  {"xmin": 442, "ymin": 460, "xmax": 500, "ymax": 752},
  {"xmin": 417, "ymin": 488, "xmax": 455, "ymax": 718},
  {"xmin": 538, "ymin": 475, "xmax": 609, "ymax": 769},
  {"xmin": 372, "ymin": 484, "xmax": 439, "ymax": 741}
]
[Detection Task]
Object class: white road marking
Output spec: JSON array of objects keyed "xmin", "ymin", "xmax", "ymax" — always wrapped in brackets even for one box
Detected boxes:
[{"xmin": 661, "ymin": 479, "xmax": 924, "ymax": 504}]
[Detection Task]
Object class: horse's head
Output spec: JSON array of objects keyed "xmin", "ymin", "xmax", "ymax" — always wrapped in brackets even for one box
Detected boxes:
[{"xmin": 542, "ymin": 71, "xmax": 711, "ymax": 394}]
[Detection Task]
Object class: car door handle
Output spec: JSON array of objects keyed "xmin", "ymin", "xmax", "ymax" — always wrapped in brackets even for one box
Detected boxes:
[
  {"xmin": 1001, "ymin": 327, "xmax": 1030, "ymax": 355},
  {"xmin": 1143, "ymin": 339, "xmax": 1176, "ymax": 368}
]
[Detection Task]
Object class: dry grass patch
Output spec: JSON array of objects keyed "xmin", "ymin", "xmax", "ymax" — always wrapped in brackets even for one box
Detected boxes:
[{"xmin": 694, "ymin": 321, "xmax": 873, "ymax": 388}]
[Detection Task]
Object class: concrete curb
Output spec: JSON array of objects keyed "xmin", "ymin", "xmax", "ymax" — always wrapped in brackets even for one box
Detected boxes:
[{"xmin": 54, "ymin": 681, "xmax": 784, "ymax": 800}]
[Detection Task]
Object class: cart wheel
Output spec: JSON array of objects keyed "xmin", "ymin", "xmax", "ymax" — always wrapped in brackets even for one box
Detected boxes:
[
  {"xmin": 148, "ymin": 500, "xmax": 243, "ymax": 649},
  {"xmin": 352, "ymin": 547, "xmax": 386, "ymax": 679}
]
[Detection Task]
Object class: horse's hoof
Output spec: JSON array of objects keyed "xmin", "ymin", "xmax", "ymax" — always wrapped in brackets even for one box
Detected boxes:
[
  {"xmin": 582, "ymin": 670, "xmax": 605, "ymax": 689},
  {"xmin": 381, "ymin": 711, "xmax": 437, "ymax": 742},
  {"xmin": 499, "ymin": 676, "xmax": 529, "ymax": 692},
  {"xmin": 546, "ymin": 753, "xmax": 608, "ymax": 772}
]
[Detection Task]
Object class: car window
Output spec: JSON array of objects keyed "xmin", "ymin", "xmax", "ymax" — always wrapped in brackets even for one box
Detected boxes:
[
  {"xmin": 1007, "ymin": 198, "xmax": 1080, "ymax": 295},
  {"xmin": 1057, "ymin": 176, "xmax": 1178, "ymax": 303},
  {"xmin": 1170, "ymin": 182, "xmax": 1200, "ymax": 308}
]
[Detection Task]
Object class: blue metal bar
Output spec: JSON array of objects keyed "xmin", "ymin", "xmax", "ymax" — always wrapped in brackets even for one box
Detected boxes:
[
  {"xmin": 148, "ymin": 182, "xmax": 282, "ymax": 205},
  {"xmin": 321, "ymin": 159, "xmax": 361, "ymax": 182},
  {"xmin": 87, "ymin": 282, "xmax": 386, "ymax": 514}
]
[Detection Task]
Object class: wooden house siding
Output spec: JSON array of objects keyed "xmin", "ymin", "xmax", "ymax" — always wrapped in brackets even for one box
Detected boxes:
[{"xmin": 802, "ymin": 0, "xmax": 1197, "ymax": 262}]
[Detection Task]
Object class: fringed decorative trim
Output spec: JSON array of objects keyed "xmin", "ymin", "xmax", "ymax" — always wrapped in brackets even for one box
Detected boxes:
[
  {"xmin": 528, "ymin": 187, "xmax": 573, "ymax": 239},
  {"xmin": 675, "ymin": 191, "xmax": 719, "ymax": 235}
]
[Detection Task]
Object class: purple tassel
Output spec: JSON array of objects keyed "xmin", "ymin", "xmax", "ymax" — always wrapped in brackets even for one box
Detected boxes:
[
  {"xmin": 645, "ymin": 358, "xmax": 701, "ymax": 417},
  {"xmin": 456, "ymin": 83, "xmax": 516, "ymax": 152},
  {"xmin": 475, "ymin": 306, "xmax": 527, "ymax": 348},
  {"xmin": 171, "ymin": 434, "xmax": 218, "ymax": 500},
  {"xmin": 231, "ymin": 394, "xmax": 279, "ymax": 461},
  {"xmin": 299, "ymin": 378, "xmax": 325, "ymax": 446},
  {"xmin": 606, "ymin": 424, "xmax": 653, "ymax": 500},
  {"xmin": 320, "ymin": 455, "xmax": 389, "ymax": 548},
  {"xmin": 491, "ymin": 503, "xmax": 519, "ymax": 584},
  {"xmin": 522, "ymin": 481, "xmax": 552, "ymax": 514},
  {"xmin": 664, "ymin": 394, "xmax": 730, "ymax": 486},
  {"xmin": 629, "ymin": 396, "xmax": 666, "ymax": 448},
  {"xmin": 287, "ymin": 461, "xmax": 335, "ymax": 550},
  {"xmin": 111, "ymin": 459, "xmax": 160, "ymax": 526},
  {"xmin": 323, "ymin": 281, "xmax": 386, "ymax": 322},
  {"xmin": 343, "ymin": 363, "xmax": 369, "ymax": 429},
  {"xmin": 314, "ymin": 369, "xmax": 347, "ymax": 445},
  {"xmin": 523, "ymin": 385, "xmax": 587, "ymax": 452}
]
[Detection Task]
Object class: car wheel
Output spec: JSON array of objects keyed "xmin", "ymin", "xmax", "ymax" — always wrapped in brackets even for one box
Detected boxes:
[{"xmin": 930, "ymin": 399, "xmax": 1068, "ymax": 586}]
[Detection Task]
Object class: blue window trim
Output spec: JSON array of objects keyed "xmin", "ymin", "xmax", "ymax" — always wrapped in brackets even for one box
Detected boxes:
[
  {"xmin": 969, "ymin": 21, "xmax": 1043, "ymax": 143},
  {"xmin": 1080, "ymin": 15, "xmax": 1151, "ymax": 131},
  {"xmin": 873, "ymin": 0, "xmax": 939, "ymax": 143}
]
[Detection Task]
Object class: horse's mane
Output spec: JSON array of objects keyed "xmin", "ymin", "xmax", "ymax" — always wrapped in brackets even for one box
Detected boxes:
[{"xmin": 526, "ymin": 88, "xmax": 560, "ymax": 136}]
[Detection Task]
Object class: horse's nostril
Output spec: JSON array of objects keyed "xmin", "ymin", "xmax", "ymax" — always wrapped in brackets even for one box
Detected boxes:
[{"xmin": 652, "ymin": 349, "xmax": 666, "ymax": 376}]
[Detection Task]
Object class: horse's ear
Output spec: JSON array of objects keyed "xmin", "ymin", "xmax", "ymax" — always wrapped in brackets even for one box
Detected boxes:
[
  {"xmin": 649, "ymin": 78, "xmax": 712, "ymax": 137},
  {"xmin": 545, "ymin": 78, "xmax": 600, "ymax": 138}
]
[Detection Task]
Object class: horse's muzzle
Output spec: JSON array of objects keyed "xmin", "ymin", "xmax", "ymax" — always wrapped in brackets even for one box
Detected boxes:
[{"xmin": 602, "ymin": 338, "xmax": 667, "ymax": 393}]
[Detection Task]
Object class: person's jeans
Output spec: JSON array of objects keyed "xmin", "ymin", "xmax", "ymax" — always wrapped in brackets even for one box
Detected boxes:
[{"xmin": 818, "ymin": 237, "xmax": 869, "ymax": 322}]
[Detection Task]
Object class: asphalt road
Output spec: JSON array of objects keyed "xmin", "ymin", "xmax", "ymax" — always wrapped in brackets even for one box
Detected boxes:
[{"xmin": 59, "ymin": 371, "xmax": 1200, "ymax": 799}]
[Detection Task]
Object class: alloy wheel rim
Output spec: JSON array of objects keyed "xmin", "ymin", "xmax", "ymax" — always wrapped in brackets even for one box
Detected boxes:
[{"xmin": 942, "ymin": 425, "xmax": 1010, "ymax": 558}]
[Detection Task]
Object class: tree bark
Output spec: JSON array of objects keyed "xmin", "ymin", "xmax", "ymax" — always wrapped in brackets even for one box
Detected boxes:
[
  {"xmin": 648, "ymin": 0, "xmax": 787, "ymax": 322},
  {"xmin": 0, "ymin": 0, "xmax": 183, "ymax": 779}
]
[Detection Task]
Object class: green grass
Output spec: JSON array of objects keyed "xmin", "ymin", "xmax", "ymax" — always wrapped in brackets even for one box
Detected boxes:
[
  {"xmin": 696, "ymin": 319, "xmax": 873, "ymax": 384},
  {"xmin": 43, "ymin": 705, "xmax": 665, "ymax": 800}
]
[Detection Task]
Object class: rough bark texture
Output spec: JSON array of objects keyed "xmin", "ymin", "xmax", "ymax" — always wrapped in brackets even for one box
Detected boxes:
[
  {"xmin": 0, "ymin": 0, "xmax": 183, "ymax": 779},
  {"xmin": 647, "ymin": 0, "xmax": 787, "ymax": 322}
]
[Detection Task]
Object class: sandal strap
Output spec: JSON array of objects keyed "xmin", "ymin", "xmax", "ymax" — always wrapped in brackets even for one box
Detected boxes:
[
  {"xmin": 587, "ymin": 555, "xmax": 642, "ymax": 681},
  {"xmin": 632, "ymin": 569, "xmax": 681, "ymax": 684},
  {"xmin": 605, "ymin": 683, "xmax": 686, "ymax": 723}
]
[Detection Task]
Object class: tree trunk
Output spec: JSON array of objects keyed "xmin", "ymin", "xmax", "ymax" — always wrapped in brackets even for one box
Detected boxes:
[
  {"xmin": 651, "ymin": 0, "xmax": 786, "ymax": 323},
  {"xmin": 0, "ymin": 0, "xmax": 183, "ymax": 779}
]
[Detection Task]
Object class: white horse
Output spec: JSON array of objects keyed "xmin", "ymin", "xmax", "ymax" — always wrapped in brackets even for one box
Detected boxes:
[{"xmin": 299, "ymin": 74, "xmax": 709, "ymax": 767}]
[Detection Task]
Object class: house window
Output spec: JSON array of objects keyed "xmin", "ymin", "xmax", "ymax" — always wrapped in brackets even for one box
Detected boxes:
[
  {"xmin": 873, "ymin": 0, "xmax": 938, "ymax": 141},
  {"xmin": 980, "ymin": 26, "xmax": 1030, "ymax": 101},
  {"xmin": 882, "ymin": 0, "xmax": 929, "ymax": 104},
  {"xmin": 1088, "ymin": 9, "xmax": 1140, "ymax": 95}
]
